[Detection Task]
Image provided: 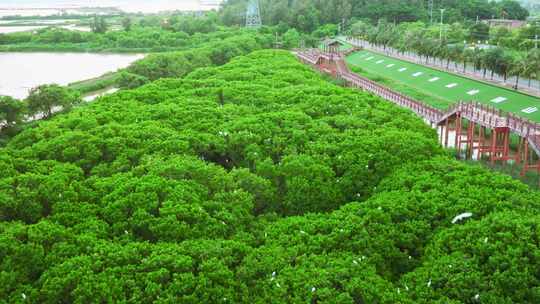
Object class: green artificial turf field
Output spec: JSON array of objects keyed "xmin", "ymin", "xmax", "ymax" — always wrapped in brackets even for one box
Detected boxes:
[{"xmin": 345, "ymin": 50, "xmax": 540, "ymax": 122}]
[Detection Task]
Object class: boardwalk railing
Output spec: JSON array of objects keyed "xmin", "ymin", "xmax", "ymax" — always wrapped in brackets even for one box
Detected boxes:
[{"xmin": 296, "ymin": 48, "xmax": 540, "ymax": 157}]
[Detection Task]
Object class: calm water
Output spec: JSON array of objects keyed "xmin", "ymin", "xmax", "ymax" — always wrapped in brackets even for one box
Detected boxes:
[
  {"xmin": 0, "ymin": 25, "xmax": 91, "ymax": 33},
  {"xmin": 0, "ymin": 0, "xmax": 222, "ymax": 17},
  {"xmin": 0, "ymin": 25, "xmax": 46, "ymax": 33},
  {"xmin": 0, "ymin": 52, "xmax": 144, "ymax": 99}
]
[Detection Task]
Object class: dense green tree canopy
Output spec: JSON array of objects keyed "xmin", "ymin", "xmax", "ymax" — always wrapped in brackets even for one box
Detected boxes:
[
  {"xmin": 0, "ymin": 96, "xmax": 24, "ymax": 129},
  {"xmin": 0, "ymin": 2, "xmax": 538, "ymax": 302},
  {"xmin": 0, "ymin": 15, "xmax": 251, "ymax": 53},
  {"xmin": 125, "ymin": 32, "xmax": 272, "ymax": 81},
  {"xmin": 90, "ymin": 15, "xmax": 108, "ymax": 34},
  {"xmin": 498, "ymin": 0, "xmax": 530, "ymax": 20},
  {"xmin": 1, "ymin": 48, "xmax": 540, "ymax": 302},
  {"xmin": 221, "ymin": 0, "xmax": 530, "ymax": 31},
  {"xmin": 25, "ymin": 85, "xmax": 81, "ymax": 120}
]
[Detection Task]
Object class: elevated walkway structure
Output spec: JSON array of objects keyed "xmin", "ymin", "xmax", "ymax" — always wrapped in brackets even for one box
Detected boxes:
[{"xmin": 296, "ymin": 48, "xmax": 540, "ymax": 176}]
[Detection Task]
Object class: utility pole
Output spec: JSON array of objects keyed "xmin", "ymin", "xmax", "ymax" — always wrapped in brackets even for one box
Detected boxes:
[
  {"xmin": 534, "ymin": 20, "xmax": 539, "ymax": 49},
  {"xmin": 428, "ymin": 0, "xmax": 434, "ymax": 25},
  {"xmin": 439, "ymin": 8, "xmax": 446, "ymax": 42}
]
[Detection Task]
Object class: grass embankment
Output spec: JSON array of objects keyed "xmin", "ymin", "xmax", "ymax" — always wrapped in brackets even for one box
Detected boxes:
[
  {"xmin": 346, "ymin": 50, "xmax": 540, "ymax": 122},
  {"xmin": 68, "ymin": 72, "xmax": 121, "ymax": 94},
  {"xmin": 349, "ymin": 65, "xmax": 445, "ymax": 107}
]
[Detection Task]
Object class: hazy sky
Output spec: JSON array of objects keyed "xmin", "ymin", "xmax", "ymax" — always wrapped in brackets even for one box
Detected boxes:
[{"xmin": 0, "ymin": 1, "xmax": 220, "ymax": 12}]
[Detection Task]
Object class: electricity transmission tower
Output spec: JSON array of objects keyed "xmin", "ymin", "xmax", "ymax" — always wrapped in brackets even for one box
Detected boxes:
[
  {"xmin": 246, "ymin": 0, "xmax": 262, "ymax": 28},
  {"xmin": 274, "ymin": 32, "xmax": 284, "ymax": 49}
]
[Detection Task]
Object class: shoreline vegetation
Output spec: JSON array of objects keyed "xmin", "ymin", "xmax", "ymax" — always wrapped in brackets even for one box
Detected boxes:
[
  {"xmin": 0, "ymin": 22, "xmax": 274, "ymax": 142},
  {"xmin": 0, "ymin": 15, "xmax": 274, "ymax": 100},
  {"xmin": 68, "ymin": 72, "xmax": 121, "ymax": 95},
  {"xmin": 0, "ymin": 44, "xmax": 150, "ymax": 53}
]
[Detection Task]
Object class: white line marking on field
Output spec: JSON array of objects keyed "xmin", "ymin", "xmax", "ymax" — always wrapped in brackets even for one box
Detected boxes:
[
  {"xmin": 491, "ymin": 97, "xmax": 507, "ymax": 104},
  {"xmin": 446, "ymin": 83, "xmax": 458, "ymax": 88},
  {"xmin": 376, "ymin": 60, "xmax": 384, "ymax": 64},
  {"xmin": 428, "ymin": 77, "xmax": 440, "ymax": 82},
  {"xmin": 386, "ymin": 64, "xmax": 395, "ymax": 68},
  {"xmin": 522, "ymin": 107, "xmax": 538, "ymax": 114},
  {"xmin": 467, "ymin": 90, "xmax": 480, "ymax": 96},
  {"xmin": 412, "ymin": 72, "xmax": 423, "ymax": 77},
  {"xmin": 398, "ymin": 68, "xmax": 407, "ymax": 72},
  {"xmin": 365, "ymin": 56, "xmax": 374, "ymax": 61}
]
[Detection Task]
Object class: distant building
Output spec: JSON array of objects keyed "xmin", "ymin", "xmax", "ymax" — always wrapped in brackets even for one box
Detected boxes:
[{"xmin": 486, "ymin": 19, "xmax": 526, "ymax": 29}]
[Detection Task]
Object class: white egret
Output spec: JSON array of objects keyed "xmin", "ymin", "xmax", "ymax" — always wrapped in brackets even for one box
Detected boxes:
[{"xmin": 451, "ymin": 212, "xmax": 473, "ymax": 224}]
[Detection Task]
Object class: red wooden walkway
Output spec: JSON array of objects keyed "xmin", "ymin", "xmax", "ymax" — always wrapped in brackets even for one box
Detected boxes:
[{"xmin": 296, "ymin": 48, "xmax": 540, "ymax": 175}]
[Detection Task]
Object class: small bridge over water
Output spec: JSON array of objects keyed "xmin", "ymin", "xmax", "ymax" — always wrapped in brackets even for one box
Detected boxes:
[{"xmin": 296, "ymin": 47, "xmax": 540, "ymax": 176}]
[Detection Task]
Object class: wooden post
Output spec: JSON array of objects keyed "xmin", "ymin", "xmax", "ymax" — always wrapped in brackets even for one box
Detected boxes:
[
  {"xmin": 521, "ymin": 138, "xmax": 529, "ymax": 176},
  {"xmin": 455, "ymin": 114, "xmax": 462, "ymax": 151},
  {"xmin": 467, "ymin": 121, "xmax": 475, "ymax": 159},
  {"xmin": 478, "ymin": 126, "xmax": 485, "ymax": 160},
  {"xmin": 502, "ymin": 129, "xmax": 509, "ymax": 161},
  {"xmin": 491, "ymin": 128, "xmax": 497, "ymax": 165},
  {"xmin": 444, "ymin": 118, "xmax": 450, "ymax": 147},
  {"xmin": 516, "ymin": 137, "xmax": 524, "ymax": 163}
]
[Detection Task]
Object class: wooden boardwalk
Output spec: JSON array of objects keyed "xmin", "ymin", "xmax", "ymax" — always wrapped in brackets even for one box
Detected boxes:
[{"xmin": 296, "ymin": 48, "xmax": 540, "ymax": 175}]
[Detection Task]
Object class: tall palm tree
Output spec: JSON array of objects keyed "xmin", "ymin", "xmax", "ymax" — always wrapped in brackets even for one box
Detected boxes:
[
  {"xmin": 510, "ymin": 54, "xmax": 529, "ymax": 90},
  {"xmin": 442, "ymin": 45, "xmax": 453, "ymax": 70},
  {"xmin": 425, "ymin": 39, "xmax": 439, "ymax": 64},
  {"xmin": 480, "ymin": 51, "xmax": 490, "ymax": 78},
  {"xmin": 396, "ymin": 40, "xmax": 408, "ymax": 56},
  {"xmin": 462, "ymin": 47, "xmax": 475, "ymax": 73},
  {"xmin": 484, "ymin": 47, "xmax": 504, "ymax": 80},
  {"xmin": 471, "ymin": 47, "xmax": 484, "ymax": 76},
  {"xmin": 447, "ymin": 45, "xmax": 463, "ymax": 71},
  {"xmin": 434, "ymin": 43, "xmax": 447, "ymax": 67},
  {"xmin": 528, "ymin": 49, "xmax": 540, "ymax": 92},
  {"xmin": 496, "ymin": 53, "xmax": 513, "ymax": 84}
]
